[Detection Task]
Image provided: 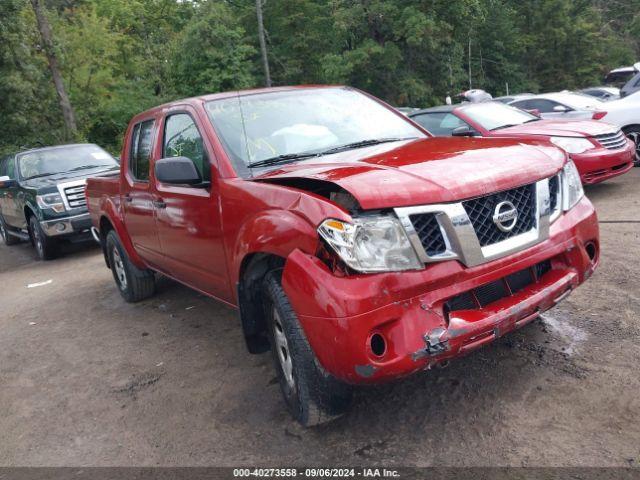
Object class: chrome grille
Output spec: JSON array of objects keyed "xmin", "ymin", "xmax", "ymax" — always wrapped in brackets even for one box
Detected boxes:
[
  {"xmin": 63, "ymin": 184, "xmax": 86, "ymax": 209},
  {"xmin": 394, "ymin": 178, "xmax": 550, "ymax": 268},
  {"xmin": 462, "ymin": 183, "xmax": 537, "ymax": 247},
  {"xmin": 409, "ymin": 213, "xmax": 447, "ymax": 256},
  {"xmin": 593, "ymin": 130, "xmax": 627, "ymax": 150},
  {"xmin": 549, "ymin": 174, "xmax": 560, "ymax": 213}
]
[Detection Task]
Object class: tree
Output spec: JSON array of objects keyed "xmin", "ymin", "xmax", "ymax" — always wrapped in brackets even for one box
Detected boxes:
[
  {"xmin": 167, "ymin": 2, "xmax": 256, "ymax": 97},
  {"xmin": 30, "ymin": 0, "xmax": 77, "ymax": 138},
  {"xmin": 256, "ymin": 0, "xmax": 272, "ymax": 86}
]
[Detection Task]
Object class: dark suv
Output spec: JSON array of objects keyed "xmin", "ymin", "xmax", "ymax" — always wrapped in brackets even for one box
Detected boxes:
[{"xmin": 0, "ymin": 144, "xmax": 119, "ymax": 259}]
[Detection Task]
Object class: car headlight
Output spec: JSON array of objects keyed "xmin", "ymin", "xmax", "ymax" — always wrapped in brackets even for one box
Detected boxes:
[
  {"xmin": 318, "ymin": 216, "xmax": 422, "ymax": 272},
  {"xmin": 36, "ymin": 193, "xmax": 65, "ymax": 213},
  {"xmin": 562, "ymin": 160, "xmax": 584, "ymax": 211},
  {"xmin": 549, "ymin": 136, "xmax": 594, "ymax": 154}
]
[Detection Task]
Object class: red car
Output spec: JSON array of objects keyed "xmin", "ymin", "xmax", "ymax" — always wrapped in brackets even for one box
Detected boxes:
[
  {"xmin": 86, "ymin": 86, "xmax": 598, "ymax": 425},
  {"xmin": 408, "ymin": 102, "xmax": 634, "ymax": 185}
]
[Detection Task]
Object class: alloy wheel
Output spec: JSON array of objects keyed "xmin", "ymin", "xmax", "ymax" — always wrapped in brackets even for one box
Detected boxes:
[
  {"xmin": 32, "ymin": 224, "xmax": 43, "ymax": 256},
  {"xmin": 272, "ymin": 307, "xmax": 295, "ymax": 389},
  {"xmin": 112, "ymin": 247, "xmax": 128, "ymax": 291}
]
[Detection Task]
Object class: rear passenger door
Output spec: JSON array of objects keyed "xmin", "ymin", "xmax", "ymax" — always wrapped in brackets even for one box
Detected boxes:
[
  {"xmin": 122, "ymin": 118, "xmax": 164, "ymax": 267},
  {"xmin": 153, "ymin": 108, "xmax": 230, "ymax": 301}
]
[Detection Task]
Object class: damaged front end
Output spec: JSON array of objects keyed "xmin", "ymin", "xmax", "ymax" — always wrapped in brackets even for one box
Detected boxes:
[{"xmin": 280, "ymin": 197, "xmax": 599, "ymax": 384}]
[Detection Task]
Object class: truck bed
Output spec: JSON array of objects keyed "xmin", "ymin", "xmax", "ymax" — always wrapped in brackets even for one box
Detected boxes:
[{"xmin": 86, "ymin": 175, "xmax": 120, "ymax": 226}]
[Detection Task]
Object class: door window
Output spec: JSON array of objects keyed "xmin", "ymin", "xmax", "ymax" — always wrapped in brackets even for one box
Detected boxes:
[
  {"xmin": 163, "ymin": 113, "xmax": 209, "ymax": 182},
  {"xmin": 129, "ymin": 120, "xmax": 155, "ymax": 181},
  {"xmin": 512, "ymin": 99, "xmax": 560, "ymax": 113}
]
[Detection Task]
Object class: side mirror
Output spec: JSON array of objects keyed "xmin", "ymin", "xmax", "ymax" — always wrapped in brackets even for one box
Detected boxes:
[
  {"xmin": 451, "ymin": 125, "xmax": 478, "ymax": 137},
  {"xmin": 155, "ymin": 157, "xmax": 202, "ymax": 185},
  {"xmin": 526, "ymin": 109, "xmax": 541, "ymax": 117},
  {"xmin": 553, "ymin": 105, "xmax": 569, "ymax": 112},
  {"xmin": 0, "ymin": 176, "xmax": 17, "ymax": 188}
]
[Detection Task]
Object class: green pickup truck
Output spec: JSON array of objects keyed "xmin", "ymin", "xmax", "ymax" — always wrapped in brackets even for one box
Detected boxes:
[{"xmin": 0, "ymin": 144, "xmax": 119, "ymax": 260}]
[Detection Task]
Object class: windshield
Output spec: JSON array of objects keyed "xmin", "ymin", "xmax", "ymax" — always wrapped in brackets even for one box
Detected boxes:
[
  {"xmin": 462, "ymin": 102, "xmax": 538, "ymax": 130},
  {"xmin": 205, "ymin": 87, "xmax": 426, "ymax": 174},
  {"xmin": 18, "ymin": 144, "xmax": 118, "ymax": 180}
]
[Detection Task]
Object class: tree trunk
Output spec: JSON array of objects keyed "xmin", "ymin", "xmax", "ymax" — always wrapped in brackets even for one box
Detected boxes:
[
  {"xmin": 30, "ymin": 0, "xmax": 78, "ymax": 138},
  {"xmin": 256, "ymin": 0, "xmax": 272, "ymax": 87}
]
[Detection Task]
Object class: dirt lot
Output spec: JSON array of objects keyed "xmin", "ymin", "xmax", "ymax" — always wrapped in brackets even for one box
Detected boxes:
[{"xmin": 1, "ymin": 170, "xmax": 639, "ymax": 468}]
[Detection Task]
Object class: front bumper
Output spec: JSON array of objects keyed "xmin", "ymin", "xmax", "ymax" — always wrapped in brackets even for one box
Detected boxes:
[
  {"xmin": 572, "ymin": 141, "xmax": 634, "ymax": 184},
  {"xmin": 282, "ymin": 197, "xmax": 599, "ymax": 384},
  {"xmin": 40, "ymin": 212, "xmax": 93, "ymax": 237}
]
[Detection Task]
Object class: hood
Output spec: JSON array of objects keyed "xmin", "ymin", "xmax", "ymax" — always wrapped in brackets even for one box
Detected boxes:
[
  {"xmin": 21, "ymin": 167, "xmax": 119, "ymax": 191},
  {"xmin": 253, "ymin": 137, "xmax": 565, "ymax": 210},
  {"xmin": 495, "ymin": 119, "xmax": 619, "ymax": 138}
]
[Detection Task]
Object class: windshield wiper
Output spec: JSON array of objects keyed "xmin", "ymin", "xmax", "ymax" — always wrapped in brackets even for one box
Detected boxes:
[
  {"xmin": 490, "ymin": 124, "xmax": 520, "ymax": 131},
  {"xmin": 248, "ymin": 152, "xmax": 319, "ymax": 169},
  {"xmin": 23, "ymin": 172, "xmax": 58, "ymax": 180},
  {"xmin": 67, "ymin": 164, "xmax": 116, "ymax": 172},
  {"xmin": 319, "ymin": 137, "xmax": 418, "ymax": 155},
  {"xmin": 524, "ymin": 118, "xmax": 541, "ymax": 123},
  {"xmin": 247, "ymin": 137, "xmax": 418, "ymax": 169}
]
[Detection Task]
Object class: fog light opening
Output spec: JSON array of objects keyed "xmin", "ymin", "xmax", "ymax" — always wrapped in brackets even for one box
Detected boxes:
[
  {"xmin": 585, "ymin": 241, "xmax": 597, "ymax": 264},
  {"xmin": 55, "ymin": 222, "xmax": 66, "ymax": 232},
  {"xmin": 370, "ymin": 333, "xmax": 386, "ymax": 357}
]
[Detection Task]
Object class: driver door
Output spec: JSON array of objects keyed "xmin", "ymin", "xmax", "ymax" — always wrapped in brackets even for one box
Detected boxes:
[
  {"xmin": 153, "ymin": 108, "xmax": 231, "ymax": 302},
  {"xmin": 0, "ymin": 155, "xmax": 22, "ymax": 229}
]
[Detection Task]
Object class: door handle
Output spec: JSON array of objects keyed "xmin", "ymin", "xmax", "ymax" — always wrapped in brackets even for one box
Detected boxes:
[{"xmin": 153, "ymin": 199, "xmax": 166, "ymax": 209}]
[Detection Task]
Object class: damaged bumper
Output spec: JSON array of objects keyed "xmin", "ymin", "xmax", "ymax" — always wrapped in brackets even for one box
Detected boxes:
[{"xmin": 281, "ymin": 197, "xmax": 599, "ymax": 384}]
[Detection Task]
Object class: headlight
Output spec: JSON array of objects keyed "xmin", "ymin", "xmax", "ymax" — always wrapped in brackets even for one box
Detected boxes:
[
  {"xmin": 318, "ymin": 216, "xmax": 422, "ymax": 272},
  {"xmin": 562, "ymin": 160, "xmax": 584, "ymax": 211},
  {"xmin": 36, "ymin": 193, "xmax": 65, "ymax": 213},
  {"xmin": 549, "ymin": 136, "xmax": 594, "ymax": 154}
]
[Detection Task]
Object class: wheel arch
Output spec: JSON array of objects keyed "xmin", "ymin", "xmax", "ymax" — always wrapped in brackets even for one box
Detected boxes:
[
  {"xmin": 97, "ymin": 200, "xmax": 146, "ymax": 269},
  {"xmin": 237, "ymin": 252, "xmax": 286, "ymax": 354}
]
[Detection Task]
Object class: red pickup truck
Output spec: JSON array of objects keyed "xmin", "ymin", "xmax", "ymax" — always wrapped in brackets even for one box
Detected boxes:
[{"xmin": 86, "ymin": 86, "xmax": 599, "ymax": 426}]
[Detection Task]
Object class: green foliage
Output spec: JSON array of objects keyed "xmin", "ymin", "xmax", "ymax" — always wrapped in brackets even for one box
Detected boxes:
[
  {"xmin": 0, "ymin": 0, "xmax": 638, "ymax": 156},
  {"xmin": 167, "ymin": 1, "xmax": 256, "ymax": 97}
]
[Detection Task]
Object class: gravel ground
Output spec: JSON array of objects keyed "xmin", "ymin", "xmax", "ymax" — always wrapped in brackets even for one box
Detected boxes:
[{"xmin": 0, "ymin": 169, "xmax": 639, "ymax": 467}]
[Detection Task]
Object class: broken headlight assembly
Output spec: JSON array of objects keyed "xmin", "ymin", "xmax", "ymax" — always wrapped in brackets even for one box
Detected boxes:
[
  {"xmin": 561, "ymin": 160, "xmax": 584, "ymax": 211},
  {"xmin": 318, "ymin": 215, "xmax": 422, "ymax": 273},
  {"xmin": 36, "ymin": 193, "xmax": 66, "ymax": 213}
]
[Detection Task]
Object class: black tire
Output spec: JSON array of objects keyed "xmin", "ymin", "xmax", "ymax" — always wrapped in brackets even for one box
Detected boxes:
[
  {"xmin": 0, "ymin": 215, "xmax": 19, "ymax": 246},
  {"xmin": 622, "ymin": 125, "xmax": 640, "ymax": 166},
  {"xmin": 263, "ymin": 271, "xmax": 353, "ymax": 426},
  {"xmin": 28, "ymin": 215, "xmax": 57, "ymax": 260},
  {"xmin": 105, "ymin": 230, "xmax": 156, "ymax": 302}
]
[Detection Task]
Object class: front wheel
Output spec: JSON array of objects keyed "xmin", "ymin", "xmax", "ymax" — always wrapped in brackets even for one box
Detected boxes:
[
  {"xmin": 623, "ymin": 126, "xmax": 640, "ymax": 166},
  {"xmin": 105, "ymin": 230, "xmax": 156, "ymax": 302},
  {"xmin": 263, "ymin": 271, "xmax": 353, "ymax": 426},
  {"xmin": 29, "ymin": 216, "xmax": 57, "ymax": 260}
]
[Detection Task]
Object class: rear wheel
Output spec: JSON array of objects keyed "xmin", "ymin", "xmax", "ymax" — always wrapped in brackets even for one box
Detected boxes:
[
  {"xmin": 0, "ymin": 216, "xmax": 19, "ymax": 246},
  {"xmin": 105, "ymin": 230, "xmax": 155, "ymax": 302},
  {"xmin": 623, "ymin": 126, "xmax": 640, "ymax": 166},
  {"xmin": 29, "ymin": 215, "xmax": 57, "ymax": 260},
  {"xmin": 263, "ymin": 271, "xmax": 353, "ymax": 426}
]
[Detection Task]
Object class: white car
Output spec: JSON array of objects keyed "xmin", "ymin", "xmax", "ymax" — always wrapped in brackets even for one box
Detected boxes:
[
  {"xmin": 596, "ymin": 91, "xmax": 640, "ymax": 165},
  {"xmin": 508, "ymin": 92, "xmax": 606, "ymax": 121}
]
